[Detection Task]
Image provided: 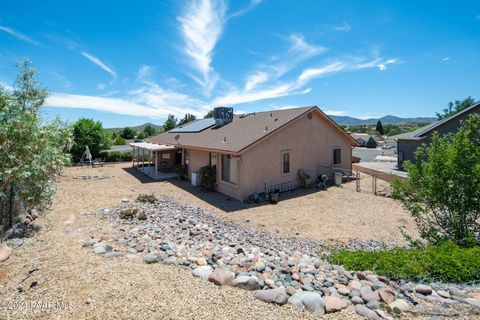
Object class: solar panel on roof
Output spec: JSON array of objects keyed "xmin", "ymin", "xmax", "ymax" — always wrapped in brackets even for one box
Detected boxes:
[{"xmin": 169, "ymin": 118, "xmax": 216, "ymax": 133}]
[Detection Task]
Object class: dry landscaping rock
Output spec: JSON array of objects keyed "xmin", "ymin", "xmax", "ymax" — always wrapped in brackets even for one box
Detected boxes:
[
  {"xmin": 208, "ymin": 268, "xmax": 235, "ymax": 286},
  {"xmin": 324, "ymin": 296, "xmax": 348, "ymax": 313},
  {"xmin": 0, "ymin": 246, "xmax": 12, "ymax": 262},
  {"xmin": 254, "ymin": 287, "xmax": 289, "ymax": 305}
]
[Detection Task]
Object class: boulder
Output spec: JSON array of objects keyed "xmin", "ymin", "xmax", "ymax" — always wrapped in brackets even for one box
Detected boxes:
[
  {"xmin": 143, "ymin": 252, "xmax": 160, "ymax": 264},
  {"xmin": 93, "ymin": 246, "xmax": 106, "ymax": 254},
  {"xmin": 254, "ymin": 287, "xmax": 289, "ymax": 305},
  {"xmin": 288, "ymin": 291, "xmax": 325, "ymax": 316},
  {"xmin": 82, "ymin": 239, "xmax": 98, "ymax": 247},
  {"xmin": 208, "ymin": 268, "xmax": 235, "ymax": 286},
  {"xmin": 232, "ymin": 275, "xmax": 259, "ymax": 291},
  {"xmin": 465, "ymin": 298, "xmax": 480, "ymax": 308},
  {"xmin": 355, "ymin": 305, "xmax": 382, "ymax": 320},
  {"xmin": 0, "ymin": 246, "xmax": 12, "ymax": 262},
  {"xmin": 192, "ymin": 266, "xmax": 213, "ymax": 280},
  {"xmin": 415, "ymin": 284, "xmax": 432, "ymax": 295},
  {"xmin": 197, "ymin": 257, "xmax": 207, "ymax": 266},
  {"xmin": 377, "ymin": 287, "xmax": 396, "ymax": 304},
  {"xmin": 324, "ymin": 296, "xmax": 347, "ymax": 313},
  {"xmin": 360, "ymin": 286, "xmax": 380, "ymax": 303},
  {"xmin": 389, "ymin": 299, "xmax": 410, "ymax": 312}
]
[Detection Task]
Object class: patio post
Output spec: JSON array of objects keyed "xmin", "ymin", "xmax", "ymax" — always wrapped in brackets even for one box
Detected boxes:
[
  {"xmin": 132, "ymin": 146, "xmax": 135, "ymax": 167},
  {"xmin": 149, "ymin": 149, "xmax": 153, "ymax": 177},
  {"xmin": 142, "ymin": 147, "xmax": 145, "ymax": 169},
  {"xmin": 154, "ymin": 151, "xmax": 158, "ymax": 178}
]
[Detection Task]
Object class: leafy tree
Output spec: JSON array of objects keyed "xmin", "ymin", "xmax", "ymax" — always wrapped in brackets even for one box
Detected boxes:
[
  {"xmin": 163, "ymin": 114, "xmax": 177, "ymax": 131},
  {"xmin": 179, "ymin": 113, "xmax": 197, "ymax": 126},
  {"xmin": 120, "ymin": 127, "xmax": 136, "ymax": 139},
  {"xmin": 137, "ymin": 131, "xmax": 146, "ymax": 139},
  {"xmin": 375, "ymin": 120, "xmax": 384, "ymax": 135},
  {"xmin": 143, "ymin": 125, "xmax": 156, "ymax": 137},
  {"xmin": 0, "ymin": 60, "xmax": 72, "ymax": 230},
  {"xmin": 436, "ymin": 97, "xmax": 475, "ymax": 120},
  {"xmin": 365, "ymin": 137, "xmax": 377, "ymax": 148},
  {"xmin": 392, "ymin": 114, "xmax": 480, "ymax": 247},
  {"xmin": 204, "ymin": 110, "xmax": 214, "ymax": 118},
  {"xmin": 113, "ymin": 136, "xmax": 126, "ymax": 145},
  {"xmin": 72, "ymin": 118, "xmax": 111, "ymax": 159},
  {"xmin": 386, "ymin": 127, "xmax": 402, "ymax": 136}
]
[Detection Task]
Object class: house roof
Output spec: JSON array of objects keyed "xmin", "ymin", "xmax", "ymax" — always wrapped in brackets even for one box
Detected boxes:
[
  {"xmin": 129, "ymin": 142, "xmax": 176, "ymax": 151},
  {"xmin": 148, "ymin": 106, "xmax": 357, "ymax": 154},
  {"xmin": 393, "ymin": 100, "xmax": 480, "ymax": 141}
]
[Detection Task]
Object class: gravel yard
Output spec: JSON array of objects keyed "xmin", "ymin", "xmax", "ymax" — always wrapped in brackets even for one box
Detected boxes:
[{"xmin": 0, "ymin": 163, "xmax": 478, "ymax": 319}]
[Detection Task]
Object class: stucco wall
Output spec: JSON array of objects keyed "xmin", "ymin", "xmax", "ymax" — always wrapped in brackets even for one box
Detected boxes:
[
  {"xmin": 188, "ymin": 149, "xmax": 210, "ymax": 179},
  {"xmin": 236, "ymin": 111, "xmax": 353, "ymax": 199}
]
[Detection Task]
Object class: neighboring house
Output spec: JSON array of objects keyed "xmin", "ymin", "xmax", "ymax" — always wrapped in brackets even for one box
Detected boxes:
[
  {"xmin": 131, "ymin": 106, "xmax": 357, "ymax": 201},
  {"xmin": 394, "ymin": 101, "xmax": 480, "ymax": 170},
  {"xmin": 350, "ymin": 133, "xmax": 370, "ymax": 146}
]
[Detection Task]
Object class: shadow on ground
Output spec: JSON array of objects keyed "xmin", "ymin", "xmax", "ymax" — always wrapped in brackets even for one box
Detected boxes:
[{"xmin": 123, "ymin": 166, "xmax": 331, "ymax": 213}]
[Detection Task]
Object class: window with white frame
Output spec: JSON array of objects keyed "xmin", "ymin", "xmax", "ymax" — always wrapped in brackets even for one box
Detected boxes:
[{"xmin": 221, "ymin": 154, "xmax": 237, "ymax": 184}]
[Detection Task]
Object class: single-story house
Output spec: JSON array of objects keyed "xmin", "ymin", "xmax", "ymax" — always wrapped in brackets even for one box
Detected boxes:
[
  {"xmin": 132, "ymin": 106, "xmax": 358, "ymax": 200},
  {"xmin": 394, "ymin": 100, "xmax": 480, "ymax": 170},
  {"xmin": 350, "ymin": 133, "xmax": 370, "ymax": 146}
]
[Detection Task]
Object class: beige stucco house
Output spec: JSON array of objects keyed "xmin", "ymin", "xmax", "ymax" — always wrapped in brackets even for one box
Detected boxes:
[{"xmin": 131, "ymin": 106, "xmax": 358, "ymax": 200}]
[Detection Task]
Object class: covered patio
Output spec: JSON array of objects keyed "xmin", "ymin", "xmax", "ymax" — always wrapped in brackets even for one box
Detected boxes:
[{"xmin": 130, "ymin": 142, "xmax": 180, "ymax": 180}]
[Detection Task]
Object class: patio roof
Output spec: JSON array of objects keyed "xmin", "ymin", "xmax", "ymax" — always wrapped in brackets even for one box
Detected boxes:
[{"xmin": 129, "ymin": 142, "xmax": 176, "ymax": 151}]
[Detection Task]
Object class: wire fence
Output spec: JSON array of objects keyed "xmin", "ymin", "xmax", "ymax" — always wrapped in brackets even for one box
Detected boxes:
[{"xmin": 0, "ymin": 183, "xmax": 22, "ymax": 234}]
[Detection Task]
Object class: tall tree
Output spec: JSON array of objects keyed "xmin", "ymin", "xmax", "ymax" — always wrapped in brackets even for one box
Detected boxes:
[
  {"xmin": 436, "ymin": 97, "xmax": 475, "ymax": 120},
  {"xmin": 163, "ymin": 114, "xmax": 178, "ymax": 131},
  {"xmin": 143, "ymin": 124, "xmax": 156, "ymax": 137},
  {"xmin": 0, "ymin": 60, "xmax": 72, "ymax": 229},
  {"xmin": 392, "ymin": 114, "xmax": 480, "ymax": 247},
  {"xmin": 120, "ymin": 127, "xmax": 136, "ymax": 139},
  {"xmin": 72, "ymin": 118, "xmax": 111, "ymax": 159},
  {"xmin": 179, "ymin": 113, "xmax": 197, "ymax": 126},
  {"xmin": 204, "ymin": 110, "xmax": 214, "ymax": 118},
  {"xmin": 375, "ymin": 120, "xmax": 384, "ymax": 135},
  {"xmin": 365, "ymin": 137, "xmax": 377, "ymax": 148}
]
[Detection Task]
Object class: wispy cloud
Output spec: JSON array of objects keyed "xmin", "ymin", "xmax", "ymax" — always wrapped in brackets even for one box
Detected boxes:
[
  {"xmin": 178, "ymin": 0, "xmax": 227, "ymax": 96},
  {"xmin": 214, "ymin": 55, "xmax": 387, "ymax": 106},
  {"xmin": 321, "ymin": 109, "xmax": 348, "ymax": 116},
  {"xmin": 229, "ymin": 0, "xmax": 263, "ymax": 19},
  {"xmin": 0, "ymin": 26, "xmax": 39, "ymax": 45},
  {"xmin": 46, "ymin": 66, "xmax": 209, "ymax": 119},
  {"xmin": 377, "ymin": 59, "xmax": 398, "ymax": 71},
  {"xmin": 49, "ymin": 70, "xmax": 72, "ymax": 88},
  {"xmin": 80, "ymin": 51, "xmax": 117, "ymax": 80},
  {"xmin": 442, "ymin": 57, "xmax": 451, "ymax": 62},
  {"xmin": 243, "ymin": 33, "xmax": 326, "ymax": 91},
  {"xmin": 331, "ymin": 21, "xmax": 351, "ymax": 32}
]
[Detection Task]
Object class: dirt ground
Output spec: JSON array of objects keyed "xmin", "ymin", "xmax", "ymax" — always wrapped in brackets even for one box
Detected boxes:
[
  {"xmin": 62, "ymin": 163, "xmax": 414, "ymax": 244},
  {"xmin": 0, "ymin": 163, "xmax": 420, "ymax": 320}
]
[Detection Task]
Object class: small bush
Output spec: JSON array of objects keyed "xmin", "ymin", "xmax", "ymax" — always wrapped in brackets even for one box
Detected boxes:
[
  {"xmin": 352, "ymin": 156, "xmax": 361, "ymax": 163},
  {"xmin": 365, "ymin": 137, "xmax": 377, "ymax": 148},
  {"xmin": 329, "ymin": 242, "xmax": 480, "ymax": 283},
  {"xmin": 137, "ymin": 211, "xmax": 147, "ymax": 220},
  {"xmin": 176, "ymin": 164, "xmax": 188, "ymax": 180},
  {"xmin": 199, "ymin": 165, "xmax": 216, "ymax": 191},
  {"xmin": 136, "ymin": 193, "xmax": 157, "ymax": 204},
  {"xmin": 113, "ymin": 136, "xmax": 126, "ymax": 145},
  {"xmin": 118, "ymin": 208, "xmax": 138, "ymax": 219}
]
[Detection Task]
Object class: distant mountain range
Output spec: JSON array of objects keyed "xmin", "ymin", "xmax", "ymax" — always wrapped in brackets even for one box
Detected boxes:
[
  {"xmin": 329, "ymin": 115, "xmax": 436, "ymax": 125},
  {"xmin": 107, "ymin": 115, "xmax": 436, "ymax": 131},
  {"xmin": 107, "ymin": 122, "xmax": 162, "ymax": 133}
]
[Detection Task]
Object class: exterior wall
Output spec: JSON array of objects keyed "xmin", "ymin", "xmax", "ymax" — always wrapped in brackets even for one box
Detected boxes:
[
  {"xmin": 187, "ymin": 148, "xmax": 210, "ymax": 179},
  {"xmin": 398, "ymin": 104, "xmax": 480, "ymax": 169},
  {"xmin": 397, "ymin": 139, "xmax": 423, "ymax": 169},
  {"xmin": 235, "ymin": 111, "xmax": 353, "ymax": 199},
  {"xmin": 155, "ymin": 150, "xmax": 176, "ymax": 169}
]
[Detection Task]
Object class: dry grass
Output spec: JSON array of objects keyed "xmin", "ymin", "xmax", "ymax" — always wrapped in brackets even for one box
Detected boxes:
[{"xmin": 0, "ymin": 163, "xmax": 420, "ymax": 319}]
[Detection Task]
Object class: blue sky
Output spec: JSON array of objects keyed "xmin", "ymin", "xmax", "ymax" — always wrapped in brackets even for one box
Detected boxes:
[{"xmin": 1, "ymin": 0, "xmax": 479, "ymax": 127}]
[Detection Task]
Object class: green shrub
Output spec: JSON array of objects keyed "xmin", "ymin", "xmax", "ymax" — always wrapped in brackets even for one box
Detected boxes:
[
  {"xmin": 100, "ymin": 151, "xmax": 133, "ymax": 162},
  {"xmin": 136, "ymin": 193, "xmax": 157, "ymax": 204},
  {"xmin": 113, "ymin": 136, "xmax": 126, "ymax": 145},
  {"xmin": 352, "ymin": 156, "xmax": 361, "ymax": 163},
  {"xmin": 175, "ymin": 164, "xmax": 188, "ymax": 180},
  {"xmin": 365, "ymin": 137, "xmax": 377, "ymax": 148},
  {"xmin": 329, "ymin": 242, "xmax": 480, "ymax": 283},
  {"xmin": 137, "ymin": 211, "xmax": 147, "ymax": 220},
  {"xmin": 199, "ymin": 165, "xmax": 216, "ymax": 191},
  {"xmin": 118, "ymin": 207, "xmax": 138, "ymax": 219},
  {"xmin": 392, "ymin": 114, "xmax": 480, "ymax": 247}
]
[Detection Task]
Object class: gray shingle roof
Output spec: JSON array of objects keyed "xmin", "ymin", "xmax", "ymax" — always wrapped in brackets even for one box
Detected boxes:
[
  {"xmin": 392, "ymin": 100, "xmax": 480, "ymax": 140},
  {"xmin": 148, "ymin": 106, "xmax": 357, "ymax": 153}
]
